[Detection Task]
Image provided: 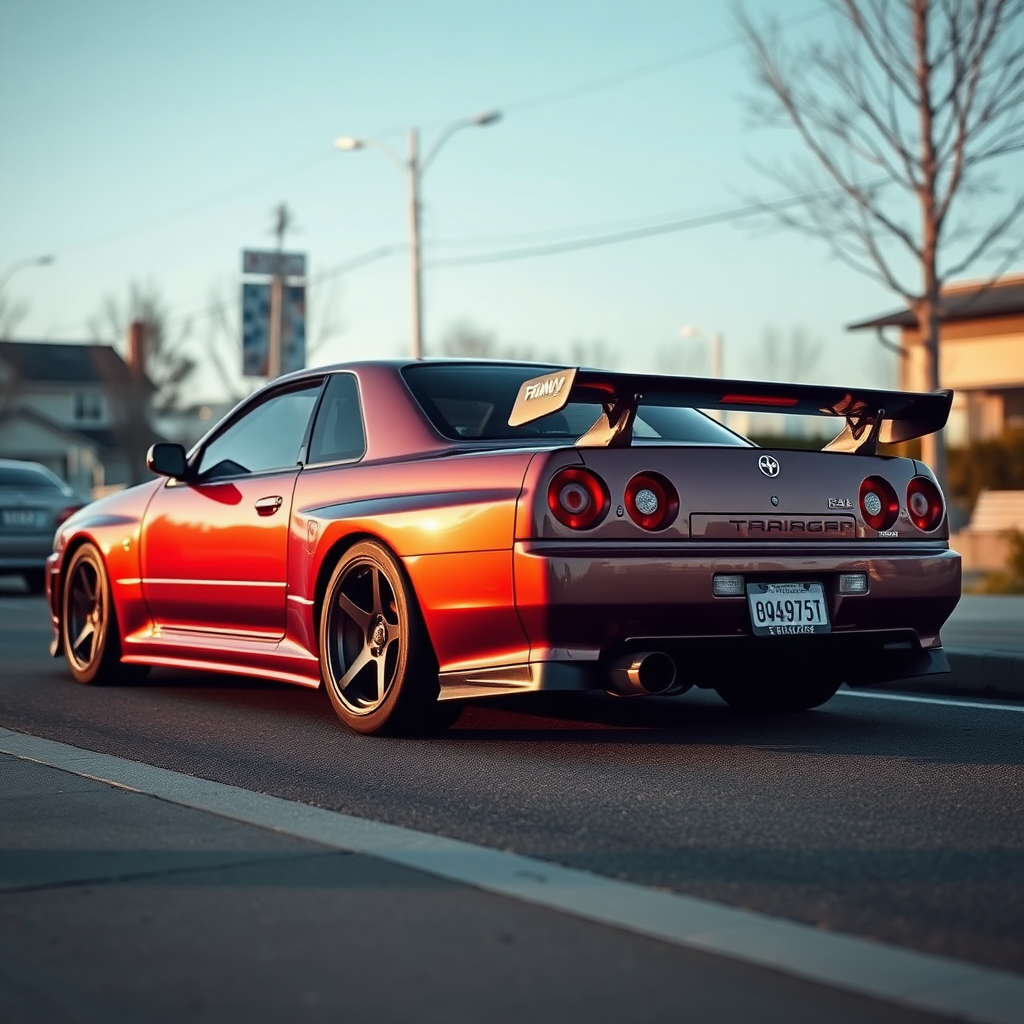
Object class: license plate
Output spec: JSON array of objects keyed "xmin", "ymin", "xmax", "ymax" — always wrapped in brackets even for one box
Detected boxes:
[
  {"xmin": 747, "ymin": 582, "xmax": 830, "ymax": 636},
  {"xmin": 1, "ymin": 509, "xmax": 40, "ymax": 528}
]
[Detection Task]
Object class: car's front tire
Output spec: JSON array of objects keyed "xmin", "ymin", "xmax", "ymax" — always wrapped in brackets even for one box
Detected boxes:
[
  {"xmin": 320, "ymin": 541, "xmax": 449, "ymax": 735},
  {"xmin": 62, "ymin": 543, "xmax": 147, "ymax": 685}
]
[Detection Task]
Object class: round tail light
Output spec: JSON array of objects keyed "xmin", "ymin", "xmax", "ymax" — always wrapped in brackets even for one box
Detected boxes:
[
  {"xmin": 906, "ymin": 477, "xmax": 944, "ymax": 531},
  {"xmin": 55, "ymin": 505, "xmax": 83, "ymax": 527},
  {"xmin": 547, "ymin": 467, "xmax": 609, "ymax": 529},
  {"xmin": 859, "ymin": 476, "xmax": 899, "ymax": 532},
  {"xmin": 624, "ymin": 472, "xmax": 679, "ymax": 531}
]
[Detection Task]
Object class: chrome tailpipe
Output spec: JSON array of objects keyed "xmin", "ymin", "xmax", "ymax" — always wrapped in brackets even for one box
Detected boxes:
[{"xmin": 607, "ymin": 651, "xmax": 677, "ymax": 696}]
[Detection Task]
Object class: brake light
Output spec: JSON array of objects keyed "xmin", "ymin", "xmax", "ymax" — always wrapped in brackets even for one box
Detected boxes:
[
  {"xmin": 547, "ymin": 468, "xmax": 609, "ymax": 529},
  {"xmin": 907, "ymin": 477, "xmax": 944, "ymax": 531},
  {"xmin": 859, "ymin": 476, "xmax": 899, "ymax": 531},
  {"xmin": 720, "ymin": 393, "xmax": 799, "ymax": 408},
  {"xmin": 54, "ymin": 505, "xmax": 82, "ymax": 527},
  {"xmin": 624, "ymin": 472, "xmax": 679, "ymax": 531}
]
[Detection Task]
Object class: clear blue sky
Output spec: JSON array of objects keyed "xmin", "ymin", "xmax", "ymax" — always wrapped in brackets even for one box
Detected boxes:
[{"xmin": 1, "ymin": 0, "xmax": 1021, "ymax": 402}]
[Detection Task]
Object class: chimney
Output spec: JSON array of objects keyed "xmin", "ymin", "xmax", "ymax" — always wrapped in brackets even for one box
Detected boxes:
[{"xmin": 127, "ymin": 320, "xmax": 146, "ymax": 379}]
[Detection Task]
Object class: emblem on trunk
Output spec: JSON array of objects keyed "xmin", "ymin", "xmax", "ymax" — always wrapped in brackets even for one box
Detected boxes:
[{"xmin": 758, "ymin": 454, "xmax": 780, "ymax": 478}]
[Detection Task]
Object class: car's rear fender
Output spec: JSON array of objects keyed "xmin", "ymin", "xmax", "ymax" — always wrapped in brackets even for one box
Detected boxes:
[{"xmin": 293, "ymin": 451, "xmax": 536, "ymax": 673}]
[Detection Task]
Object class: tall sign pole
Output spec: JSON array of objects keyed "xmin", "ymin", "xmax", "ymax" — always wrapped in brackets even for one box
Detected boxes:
[
  {"xmin": 267, "ymin": 205, "xmax": 288, "ymax": 380},
  {"xmin": 241, "ymin": 232, "xmax": 307, "ymax": 381}
]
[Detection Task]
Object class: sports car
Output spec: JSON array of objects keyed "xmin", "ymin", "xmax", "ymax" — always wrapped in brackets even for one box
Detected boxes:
[{"xmin": 45, "ymin": 360, "xmax": 960, "ymax": 734}]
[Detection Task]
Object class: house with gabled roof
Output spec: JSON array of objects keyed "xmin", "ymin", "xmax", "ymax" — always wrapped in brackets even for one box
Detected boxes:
[
  {"xmin": 0, "ymin": 340, "xmax": 158, "ymax": 495},
  {"xmin": 847, "ymin": 273, "xmax": 1024, "ymax": 447}
]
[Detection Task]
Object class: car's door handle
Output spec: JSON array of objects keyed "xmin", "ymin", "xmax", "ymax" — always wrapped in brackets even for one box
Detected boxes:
[{"xmin": 255, "ymin": 495, "xmax": 283, "ymax": 516}]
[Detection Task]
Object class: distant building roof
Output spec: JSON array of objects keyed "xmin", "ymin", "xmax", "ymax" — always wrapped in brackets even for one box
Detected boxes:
[
  {"xmin": 0, "ymin": 340, "xmax": 153, "ymax": 389},
  {"xmin": 847, "ymin": 274, "xmax": 1024, "ymax": 331}
]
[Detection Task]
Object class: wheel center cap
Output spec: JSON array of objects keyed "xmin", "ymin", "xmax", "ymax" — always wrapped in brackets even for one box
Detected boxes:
[{"xmin": 369, "ymin": 615, "xmax": 389, "ymax": 657}]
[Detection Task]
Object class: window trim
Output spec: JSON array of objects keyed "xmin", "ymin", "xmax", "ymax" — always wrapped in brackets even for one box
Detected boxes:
[
  {"xmin": 302, "ymin": 371, "xmax": 368, "ymax": 469},
  {"xmin": 185, "ymin": 377, "xmax": 326, "ymax": 484}
]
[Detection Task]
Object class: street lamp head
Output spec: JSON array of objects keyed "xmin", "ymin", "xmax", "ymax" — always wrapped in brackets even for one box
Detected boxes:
[
  {"xmin": 334, "ymin": 137, "xmax": 365, "ymax": 151},
  {"xmin": 470, "ymin": 109, "xmax": 502, "ymax": 127}
]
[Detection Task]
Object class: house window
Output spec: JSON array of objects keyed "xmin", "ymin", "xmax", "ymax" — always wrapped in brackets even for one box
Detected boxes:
[{"xmin": 73, "ymin": 392, "xmax": 103, "ymax": 422}]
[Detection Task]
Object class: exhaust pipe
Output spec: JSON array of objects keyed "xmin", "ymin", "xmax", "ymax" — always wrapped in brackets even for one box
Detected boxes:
[{"xmin": 608, "ymin": 651, "xmax": 677, "ymax": 696}]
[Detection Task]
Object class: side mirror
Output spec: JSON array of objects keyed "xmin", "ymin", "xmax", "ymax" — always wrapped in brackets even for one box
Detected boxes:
[{"xmin": 147, "ymin": 442, "xmax": 189, "ymax": 480}]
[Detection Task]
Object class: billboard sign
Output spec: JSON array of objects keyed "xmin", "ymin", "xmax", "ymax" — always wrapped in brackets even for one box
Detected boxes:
[
  {"xmin": 241, "ymin": 282, "xmax": 306, "ymax": 377},
  {"xmin": 241, "ymin": 249, "xmax": 307, "ymax": 277}
]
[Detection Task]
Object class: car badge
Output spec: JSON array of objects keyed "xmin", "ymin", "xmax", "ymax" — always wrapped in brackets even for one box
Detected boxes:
[{"xmin": 758, "ymin": 454, "xmax": 780, "ymax": 478}]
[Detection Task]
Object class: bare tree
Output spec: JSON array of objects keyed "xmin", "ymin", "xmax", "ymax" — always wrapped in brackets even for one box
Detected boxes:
[
  {"xmin": 737, "ymin": 0, "xmax": 1024, "ymax": 486},
  {"xmin": 89, "ymin": 281, "xmax": 197, "ymax": 415},
  {"xmin": 568, "ymin": 338, "xmax": 618, "ymax": 369},
  {"xmin": 88, "ymin": 282, "xmax": 198, "ymax": 484},
  {"xmin": 439, "ymin": 321, "xmax": 546, "ymax": 361},
  {"xmin": 752, "ymin": 326, "xmax": 823, "ymax": 383}
]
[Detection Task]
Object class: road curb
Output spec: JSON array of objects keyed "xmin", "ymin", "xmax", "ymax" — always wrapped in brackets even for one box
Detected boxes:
[{"xmin": 872, "ymin": 650, "xmax": 1024, "ymax": 701}]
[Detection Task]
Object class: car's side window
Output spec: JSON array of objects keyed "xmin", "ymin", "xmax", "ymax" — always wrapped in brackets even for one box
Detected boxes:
[
  {"xmin": 307, "ymin": 373, "xmax": 366, "ymax": 465},
  {"xmin": 196, "ymin": 383, "xmax": 322, "ymax": 481}
]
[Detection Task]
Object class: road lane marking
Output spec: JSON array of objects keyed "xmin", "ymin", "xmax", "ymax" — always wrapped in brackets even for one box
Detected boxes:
[
  {"xmin": 2, "ymin": 726, "xmax": 1023, "ymax": 1024},
  {"xmin": 837, "ymin": 690, "xmax": 1024, "ymax": 714}
]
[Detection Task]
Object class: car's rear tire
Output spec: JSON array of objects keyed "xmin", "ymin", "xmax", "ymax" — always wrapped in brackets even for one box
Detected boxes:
[
  {"xmin": 320, "ymin": 540, "xmax": 447, "ymax": 736},
  {"xmin": 714, "ymin": 674, "xmax": 841, "ymax": 713},
  {"xmin": 62, "ymin": 543, "xmax": 148, "ymax": 686},
  {"xmin": 22, "ymin": 569, "xmax": 46, "ymax": 594}
]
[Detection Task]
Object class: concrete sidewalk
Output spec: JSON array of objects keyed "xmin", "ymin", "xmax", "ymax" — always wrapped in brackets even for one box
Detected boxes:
[
  {"xmin": 0, "ymin": 751, "xmax": 956, "ymax": 1024},
  {"xmin": 877, "ymin": 595, "xmax": 1024, "ymax": 700}
]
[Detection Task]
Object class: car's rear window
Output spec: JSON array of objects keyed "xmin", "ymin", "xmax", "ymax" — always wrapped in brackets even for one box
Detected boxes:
[
  {"xmin": 0, "ymin": 465, "xmax": 69, "ymax": 491},
  {"xmin": 402, "ymin": 364, "xmax": 751, "ymax": 446}
]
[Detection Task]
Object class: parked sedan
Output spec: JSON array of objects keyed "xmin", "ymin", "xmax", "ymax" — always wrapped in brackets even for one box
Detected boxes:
[
  {"xmin": 1, "ymin": 459, "xmax": 83, "ymax": 593},
  {"xmin": 45, "ymin": 361, "xmax": 960, "ymax": 734}
]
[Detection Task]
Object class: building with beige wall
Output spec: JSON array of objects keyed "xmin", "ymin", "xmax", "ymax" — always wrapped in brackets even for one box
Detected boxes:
[{"xmin": 848, "ymin": 274, "xmax": 1024, "ymax": 447}]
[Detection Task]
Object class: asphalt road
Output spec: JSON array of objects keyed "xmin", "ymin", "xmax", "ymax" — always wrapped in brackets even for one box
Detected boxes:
[{"xmin": 2, "ymin": 589, "xmax": 1023, "ymax": 979}]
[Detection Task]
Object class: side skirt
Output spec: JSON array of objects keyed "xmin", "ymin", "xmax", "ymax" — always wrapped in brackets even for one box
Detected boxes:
[{"xmin": 438, "ymin": 662, "xmax": 597, "ymax": 701}]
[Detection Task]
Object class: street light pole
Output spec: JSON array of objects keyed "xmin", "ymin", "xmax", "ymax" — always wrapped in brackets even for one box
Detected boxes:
[
  {"xmin": 680, "ymin": 325, "xmax": 724, "ymax": 378},
  {"xmin": 0, "ymin": 255, "xmax": 55, "ymax": 298},
  {"xmin": 407, "ymin": 127, "xmax": 424, "ymax": 360},
  {"xmin": 336, "ymin": 111, "xmax": 500, "ymax": 359}
]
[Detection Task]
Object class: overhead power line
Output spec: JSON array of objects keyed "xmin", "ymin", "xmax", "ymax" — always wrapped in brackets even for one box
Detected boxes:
[
  {"xmin": 40, "ymin": 8, "xmax": 826, "ymax": 263},
  {"xmin": 425, "ymin": 185, "xmax": 864, "ymax": 268},
  {"xmin": 496, "ymin": 6, "xmax": 827, "ymax": 116},
  {"xmin": 53, "ymin": 152, "xmax": 335, "ymax": 259}
]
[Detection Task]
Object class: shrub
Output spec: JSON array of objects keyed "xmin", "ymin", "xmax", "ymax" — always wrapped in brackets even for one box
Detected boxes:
[
  {"xmin": 972, "ymin": 530, "xmax": 1024, "ymax": 595},
  {"xmin": 948, "ymin": 430, "xmax": 1024, "ymax": 511}
]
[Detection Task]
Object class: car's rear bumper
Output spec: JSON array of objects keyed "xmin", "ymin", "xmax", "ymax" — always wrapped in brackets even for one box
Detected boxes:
[
  {"xmin": 509, "ymin": 540, "xmax": 960, "ymax": 688},
  {"xmin": 0, "ymin": 534, "xmax": 53, "ymax": 568}
]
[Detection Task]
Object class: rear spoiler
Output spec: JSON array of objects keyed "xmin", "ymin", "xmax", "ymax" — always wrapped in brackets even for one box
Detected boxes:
[{"xmin": 507, "ymin": 367, "xmax": 952, "ymax": 454}]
